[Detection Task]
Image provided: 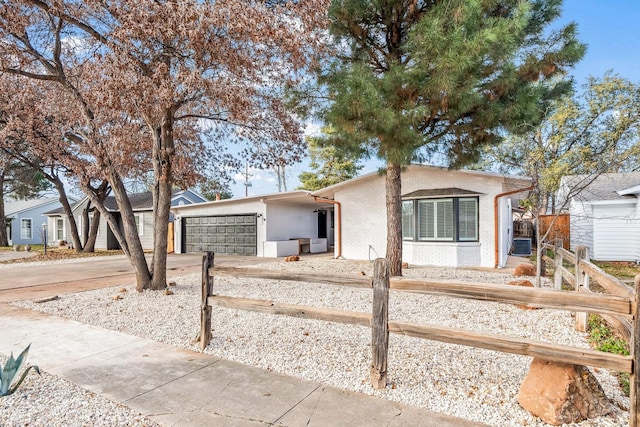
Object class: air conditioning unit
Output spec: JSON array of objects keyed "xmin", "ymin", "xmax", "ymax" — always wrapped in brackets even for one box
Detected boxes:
[{"xmin": 512, "ymin": 238, "xmax": 532, "ymax": 256}]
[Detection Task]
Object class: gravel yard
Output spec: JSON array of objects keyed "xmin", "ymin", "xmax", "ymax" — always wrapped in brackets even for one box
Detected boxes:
[{"xmin": 7, "ymin": 257, "xmax": 631, "ymax": 426}]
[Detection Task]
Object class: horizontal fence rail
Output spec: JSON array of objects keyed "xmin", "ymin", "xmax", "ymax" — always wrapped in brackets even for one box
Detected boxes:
[{"xmin": 201, "ymin": 251, "xmax": 640, "ymax": 426}]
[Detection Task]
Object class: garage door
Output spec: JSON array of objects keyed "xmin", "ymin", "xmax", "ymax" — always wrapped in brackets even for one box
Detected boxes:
[{"xmin": 183, "ymin": 215, "xmax": 257, "ymax": 255}]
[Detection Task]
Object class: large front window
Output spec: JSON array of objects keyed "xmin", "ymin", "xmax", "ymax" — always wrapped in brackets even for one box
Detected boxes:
[{"xmin": 403, "ymin": 197, "xmax": 478, "ymax": 242}]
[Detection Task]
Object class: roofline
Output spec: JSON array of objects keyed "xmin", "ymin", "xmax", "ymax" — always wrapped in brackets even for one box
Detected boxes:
[
  {"xmin": 170, "ymin": 190, "xmax": 314, "ymax": 212},
  {"xmin": 617, "ymin": 185, "xmax": 640, "ymax": 196},
  {"xmin": 6, "ymin": 197, "xmax": 72, "ymax": 217},
  {"xmin": 590, "ymin": 199, "xmax": 637, "ymax": 206},
  {"xmin": 312, "ymin": 164, "xmax": 530, "ymax": 198}
]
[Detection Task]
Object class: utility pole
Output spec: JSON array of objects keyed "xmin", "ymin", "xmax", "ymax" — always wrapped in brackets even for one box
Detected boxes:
[{"xmin": 243, "ymin": 164, "xmax": 253, "ymax": 197}]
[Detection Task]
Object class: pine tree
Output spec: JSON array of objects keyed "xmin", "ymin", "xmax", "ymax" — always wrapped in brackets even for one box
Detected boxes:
[
  {"xmin": 322, "ymin": 0, "xmax": 585, "ymax": 274},
  {"xmin": 298, "ymin": 128, "xmax": 363, "ymax": 191}
]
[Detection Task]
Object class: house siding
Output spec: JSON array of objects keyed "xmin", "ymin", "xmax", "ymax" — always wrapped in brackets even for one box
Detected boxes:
[
  {"xmin": 592, "ymin": 203, "xmax": 639, "ymax": 261},
  {"xmin": 569, "ymin": 200, "xmax": 594, "ymax": 255},
  {"xmin": 10, "ymin": 200, "xmax": 63, "ymax": 246},
  {"xmin": 265, "ymin": 203, "xmax": 318, "ymax": 241}
]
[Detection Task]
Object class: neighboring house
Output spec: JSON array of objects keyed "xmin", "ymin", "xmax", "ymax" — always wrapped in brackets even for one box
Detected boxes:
[
  {"xmin": 557, "ymin": 172, "xmax": 640, "ymax": 262},
  {"xmin": 172, "ymin": 164, "xmax": 531, "ymax": 268},
  {"xmin": 171, "ymin": 190, "xmax": 332, "ymax": 257},
  {"xmin": 45, "ymin": 189, "xmax": 206, "ymax": 250},
  {"xmin": 5, "ymin": 197, "xmax": 78, "ymax": 246}
]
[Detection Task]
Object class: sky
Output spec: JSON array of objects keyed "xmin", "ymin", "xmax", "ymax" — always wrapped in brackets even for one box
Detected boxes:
[{"xmin": 230, "ymin": 0, "xmax": 640, "ymax": 198}]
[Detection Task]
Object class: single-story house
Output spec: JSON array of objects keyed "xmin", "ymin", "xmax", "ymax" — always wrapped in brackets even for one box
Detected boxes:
[
  {"xmin": 171, "ymin": 164, "xmax": 531, "ymax": 268},
  {"xmin": 171, "ymin": 190, "xmax": 333, "ymax": 257},
  {"xmin": 5, "ymin": 197, "xmax": 77, "ymax": 246},
  {"xmin": 557, "ymin": 172, "xmax": 640, "ymax": 262},
  {"xmin": 45, "ymin": 189, "xmax": 206, "ymax": 250},
  {"xmin": 314, "ymin": 164, "xmax": 531, "ymax": 268}
]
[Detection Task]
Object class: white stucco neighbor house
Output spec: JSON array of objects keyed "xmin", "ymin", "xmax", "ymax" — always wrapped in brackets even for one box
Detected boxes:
[
  {"xmin": 557, "ymin": 172, "xmax": 640, "ymax": 262},
  {"xmin": 172, "ymin": 164, "xmax": 531, "ymax": 268},
  {"xmin": 313, "ymin": 164, "xmax": 532, "ymax": 268}
]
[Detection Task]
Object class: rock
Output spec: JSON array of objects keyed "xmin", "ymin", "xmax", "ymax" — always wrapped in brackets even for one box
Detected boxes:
[
  {"xmin": 507, "ymin": 280, "xmax": 539, "ymax": 310},
  {"xmin": 164, "ymin": 289, "xmax": 174, "ymax": 295},
  {"xmin": 514, "ymin": 263, "xmax": 535, "ymax": 276},
  {"xmin": 34, "ymin": 295, "xmax": 59, "ymax": 304},
  {"xmin": 112, "ymin": 294, "xmax": 123, "ymax": 300},
  {"xmin": 402, "ymin": 262, "xmax": 409, "ymax": 269},
  {"xmin": 518, "ymin": 358, "xmax": 613, "ymax": 425},
  {"xmin": 284, "ymin": 256, "xmax": 300, "ymax": 262},
  {"xmin": 118, "ymin": 288, "xmax": 127, "ymax": 293},
  {"xmin": 168, "ymin": 281, "xmax": 177, "ymax": 287}
]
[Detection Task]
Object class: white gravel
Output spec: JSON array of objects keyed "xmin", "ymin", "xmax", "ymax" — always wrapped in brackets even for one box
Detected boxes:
[
  {"xmin": 0, "ymin": 354, "xmax": 159, "ymax": 427},
  {"xmin": 9, "ymin": 258, "xmax": 632, "ymax": 426}
]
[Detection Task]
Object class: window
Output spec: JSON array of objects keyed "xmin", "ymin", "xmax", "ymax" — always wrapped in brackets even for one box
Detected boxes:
[
  {"xmin": 403, "ymin": 197, "xmax": 478, "ymax": 242},
  {"xmin": 402, "ymin": 201, "xmax": 414, "ymax": 239},
  {"xmin": 20, "ymin": 219, "xmax": 32, "ymax": 240},
  {"xmin": 56, "ymin": 218, "xmax": 64, "ymax": 241},
  {"xmin": 458, "ymin": 198, "xmax": 478, "ymax": 241},
  {"xmin": 134, "ymin": 214, "xmax": 144, "ymax": 235}
]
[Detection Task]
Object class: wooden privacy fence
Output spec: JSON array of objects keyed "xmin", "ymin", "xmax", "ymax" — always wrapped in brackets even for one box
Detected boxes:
[{"xmin": 199, "ymin": 252, "xmax": 640, "ymax": 426}]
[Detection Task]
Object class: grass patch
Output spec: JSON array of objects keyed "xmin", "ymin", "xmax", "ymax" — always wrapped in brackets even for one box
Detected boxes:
[
  {"xmin": 0, "ymin": 248, "xmax": 125, "ymax": 264},
  {"xmin": 587, "ymin": 313, "xmax": 630, "ymax": 396},
  {"xmin": 593, "ymin": 261, "xmax": 640, "ymax": 281}
]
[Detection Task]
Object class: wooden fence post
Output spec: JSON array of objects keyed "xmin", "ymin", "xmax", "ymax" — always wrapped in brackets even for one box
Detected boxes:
[
  {"xmin": 553, "ymin": 239, "xmax": 563, "ymax": 290},
  {"xmin": 575, "ymin": 246, "xmax": 588, "ymax": 332},
  {"xmin": 370, "ymin": 258, "xmax": 390, "ymax": 390},
  {"xmin": 200, "ymin": 251, "xmax": 215, "ymax": 351},
  {"xmin": 630, "ymin": 275, "xmax": 640, "ymax": 427}
]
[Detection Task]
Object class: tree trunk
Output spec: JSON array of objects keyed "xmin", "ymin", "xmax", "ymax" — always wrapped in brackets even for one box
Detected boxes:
[
  {"xmin": 82, "ymin": 180, "xmax": 109, "ymax": 253},
  {"xmin": 79, "ymin": 174, "xmax": 152, "ymax": 291},
  {"xmin": 82, "ymin": 208, "xmax": 99, "ymax": 253},
  {"xmin": 110, "ymin": 176, "xmax": 152, "ymax": 291},
  {"xmin": 52, "ymin": 176, "xmax": 82, "ymax": 252},
  {"xmin": 149, "ymin": 112, "xmax": 174, "ymax": 290},
  {"xmin": 385, "ymin": 162, "xmax": 403, "ymax": 276},
  {"xmin": 0, "ymin": 173, "xmax": 8, "ymax": 247}
]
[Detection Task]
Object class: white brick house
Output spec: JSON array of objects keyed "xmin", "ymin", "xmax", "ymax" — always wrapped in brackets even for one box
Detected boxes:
[{"xmin": 313, "ymin": 164, "xmax": 531, "ymax": 268}]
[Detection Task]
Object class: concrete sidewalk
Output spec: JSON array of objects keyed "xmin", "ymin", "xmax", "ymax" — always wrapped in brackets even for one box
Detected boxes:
[{"xmin": 0, "ymin": 302, "xmax": 487, "ymax": 427}]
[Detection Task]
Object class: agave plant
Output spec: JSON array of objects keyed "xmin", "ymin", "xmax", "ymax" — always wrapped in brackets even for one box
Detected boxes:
[{"xmin": 0, "ymin": 344, "xmax": 40, "ymax": 397}]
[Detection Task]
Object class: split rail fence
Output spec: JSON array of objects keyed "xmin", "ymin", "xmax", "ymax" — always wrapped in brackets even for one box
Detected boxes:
[{"xmin": 199, "ymin": 251, "xmax": 640, "ymax": 426}]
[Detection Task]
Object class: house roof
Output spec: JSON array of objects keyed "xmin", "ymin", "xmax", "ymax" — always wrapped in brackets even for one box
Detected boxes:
[
  {"xmin": 558, "ymin": 172, "xmax": 640, "ymax": 203},
  {"xmin": 402, "ymin": 188, "xmax": 483, "ymax": 199},
  {"xmin": 313, "ymin": 164, "xmax": 530, "ymax": 198},
  {"xmin": 5, "ymin": 197, "xmax": 65, "ymax": 217},
  {"xmin": 170, "ymin": 190, "xmax": 321, "ymax": 213},
  {"xmin": 44, "ymin": 189, "xmax": 205, "ymax": 216}
]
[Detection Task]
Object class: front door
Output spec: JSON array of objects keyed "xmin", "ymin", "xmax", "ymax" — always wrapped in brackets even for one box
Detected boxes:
[{"xmin": 318, "ymin": 210, "xmax": 327, "ymax": 239}]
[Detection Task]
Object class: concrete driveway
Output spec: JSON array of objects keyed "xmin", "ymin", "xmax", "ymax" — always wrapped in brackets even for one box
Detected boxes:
[{"xmin": 0, "ymin": 253, "xmax": 273, "ymax": 302}]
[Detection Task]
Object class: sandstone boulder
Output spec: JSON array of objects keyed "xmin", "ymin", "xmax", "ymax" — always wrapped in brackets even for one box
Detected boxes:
[
  {"xmin": 514, "ymin": 263, "xmax": 536, "ymax": 277},
  {"xmin": 518, "ymin": 358, "xmax": 613, "ymax": 425},
  {"xmin": 507, "ymin": 279, "xmax": 539, "ymax": 310}
]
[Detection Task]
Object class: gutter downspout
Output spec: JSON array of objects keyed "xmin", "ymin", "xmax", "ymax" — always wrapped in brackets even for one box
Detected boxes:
[
  {"xmin": 494, "ymin": 185, "xmax": 535, "ymax": 268},
  {"xmin": 314, "ymin": 196, "xmax": 342, "ymax": 259}
]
